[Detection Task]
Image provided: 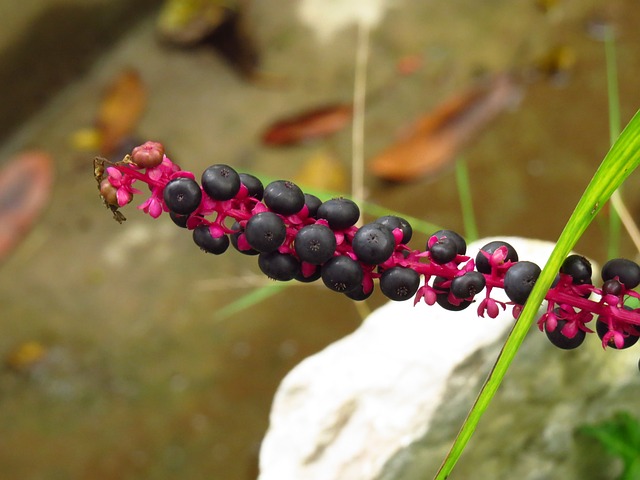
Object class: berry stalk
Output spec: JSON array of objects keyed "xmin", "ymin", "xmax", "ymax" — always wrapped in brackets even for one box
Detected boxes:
[{"xmin": 95, "ymin": 141, "xmax": 640, "ymax": 356}]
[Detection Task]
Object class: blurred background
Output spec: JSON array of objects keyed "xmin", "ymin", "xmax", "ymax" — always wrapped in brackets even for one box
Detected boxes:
[{"xmin": 1, "ymin": 0, "xmax": 639, "ymax": 478}]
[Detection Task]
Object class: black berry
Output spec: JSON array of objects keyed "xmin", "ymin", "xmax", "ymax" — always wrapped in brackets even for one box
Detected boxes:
[
  {"xmin": 193, "ymin": 225, "xmax": 229, "ymax": 255},
  {"xmin": 504, "ymin": 261, "xmax": 541, "ymax": 305},
  {"xmin": 433, "ymin": 276, "xmax": 471, "ymax": 311},
  {"xmin": 602, "ymin": 279, "xmax": 623, "ymax": 297},
  {"xmin": 258, "ymin": 251, "xmax": 300, "ymax": 281},
  {"xmin": 294, "ymin": 224, "xmax": 336, "ymax": 264},
  {"xmin": 375, "ymin": 216, "xmax": 413, "ymax": 244},
  {"xmin": 352, "ymin": 223, "xmax": 395, "ymax": 265},
  {"xmin": 380, "ymin": 267, "xmax": 420, "ymax": 301},
  {"xmin": 163, "ymin": 177, "xmax": 202, "ymax": 215},
  {"xmin": 169, "ymin": 211, "xmax": 189, "ymax": 228},
  {"xmin": 475, "ymin": 240, "xmax": 518, "ymax": 274},
  {"xmin": 201, "ymin": 164, "xmax": 241, "ymax": 200},
  {"xmin": 239, "ymin": 173, "xmax": 264, "ymax": 200},
  {"xmin": 545, "ymin": 317, "xmax": 585, "ymax": 350},
  {"xmin": 560, "ymin": 254, "xmax": 592, "ymax": 285},
  {"xmin": 321, "ymin": 256, "xmax": 363, "ymax": 293},
  {"xmin": 596, "ymin": 317, "xmax": 640, "ymax": 349},
  {"xmin": 263, "ymin": 180, "xmax": 305, "ymax": 215},
  {"xmin": 601, "ymin": 258, "xmax": 640, "ymax": 290},
  {"xmin": 431, "ymin": 230, "xmax": 466, "ymax": 255},
  {"xmin": 345, "ymin": 283, "xmax": 374, "ymax": 301},
  {"xmin": 295, "ymin": 264, "xmax": 322, "ymax": 283},
  {"xmin": 451, "ymin": 271, "xmax": 486, "ymax": 299},
  {"xmin": 244, "ymin": 212, "xmax": 286, "ymax": 253},
  {"xmin": 304, "ymin": 194, "xmax": 322, "ymax": 218},
  {"xmin": 317, "ymin": 198, "xmax": 360, "ymax": 230},
  {"xmin": 429, "ymin": 236, "xmax": 458, "ymax": 264},
  {"xmin": 230, "ymin": 221, "xmax": 259, "ymax": 255}
]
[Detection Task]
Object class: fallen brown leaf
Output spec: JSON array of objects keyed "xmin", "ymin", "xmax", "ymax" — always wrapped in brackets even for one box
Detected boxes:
[
  {"xmin": 0, "ymin": 150, "xmax": 54, "ymax": 261},
  {"xmin": 369, "ymin": 74, "xmax": 521, "ymax": 182},
  {"xmin": 96, "ymin": 68, "xmax": 147, "ymax": 155},
  {"xmin": 261, "ymin": 104, "xmax": 353, "ymax": 146}
]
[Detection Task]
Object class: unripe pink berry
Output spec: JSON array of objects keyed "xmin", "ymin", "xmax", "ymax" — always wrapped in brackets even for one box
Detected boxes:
[{"xmin": 131, "ymin": 141, "xmax": 165, "ymax": 169}]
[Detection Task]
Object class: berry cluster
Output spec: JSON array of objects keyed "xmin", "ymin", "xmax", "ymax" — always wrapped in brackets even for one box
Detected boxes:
[
  {"xmin": 540, "ymin": 255, "xmax": 640, "ymax": 351},
  {"xmin": 95, "ymin": 141, "xmax": 640, "ymax": 359}
]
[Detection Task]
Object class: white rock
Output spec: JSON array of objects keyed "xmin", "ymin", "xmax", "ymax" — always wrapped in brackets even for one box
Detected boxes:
[{"xmin": 259, "ymin": 237, "xmax": 569, "ymax": 480}]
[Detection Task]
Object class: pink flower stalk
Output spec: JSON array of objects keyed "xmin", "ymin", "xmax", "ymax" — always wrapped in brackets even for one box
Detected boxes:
[{"xmin": 96, "ymin": 142, "xmax": 640, "ymax": 357}]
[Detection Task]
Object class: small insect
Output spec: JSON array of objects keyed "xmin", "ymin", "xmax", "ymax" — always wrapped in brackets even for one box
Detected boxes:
[
  {"xmin": 93, "ymin": 156, "xmax": 106, "ymax": 184},
  {"xmin": 104, "ymin": 201, "xmax": 126, "ymax": 224},
  {"xmin": 94, "ymin": 156, "xmax": 127, "ymax": 224},
  {"xmin": 591, "ymin": 202, "xmax": 600, "ymax": 215}
]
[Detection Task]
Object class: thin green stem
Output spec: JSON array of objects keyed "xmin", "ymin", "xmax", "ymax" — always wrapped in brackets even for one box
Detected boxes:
[
  {"xmin": 455, "ymin": 157, "xmax": 478, "ymax": 242},
  {"xmin": 605, "ymin": 26, "xmax": 621, "ymax": 144},
  {"xmin": 605, "ymin": 24, "xmax": 622, "ymax": 259},
  {"xmin": 217, "ymin": 283, "xmax": 289, "ymax": 319},
  {"xmin": 351, "ymin": 21, "xmax": 370, "ymax": 225}
]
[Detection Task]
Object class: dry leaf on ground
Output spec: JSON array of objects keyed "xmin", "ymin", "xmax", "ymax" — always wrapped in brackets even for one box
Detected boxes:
[
  {"xmin": 262, "ymin": 104, "xmax": 353, "ymax": 146},
  {"xmin": 369, "ymin": 74, "xmax": 521, "ymax": 182}
]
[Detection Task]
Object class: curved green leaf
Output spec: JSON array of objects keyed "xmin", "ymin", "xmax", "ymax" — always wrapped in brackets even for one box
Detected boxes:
[{"xmin": 435, "ymin": 108, "xmax": 640, "ymax": 479}]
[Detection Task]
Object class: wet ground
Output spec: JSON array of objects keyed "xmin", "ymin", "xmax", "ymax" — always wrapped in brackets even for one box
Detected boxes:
[{"xmin": 1, "ymin": 1, "xmax": 640, "ymax": 479}]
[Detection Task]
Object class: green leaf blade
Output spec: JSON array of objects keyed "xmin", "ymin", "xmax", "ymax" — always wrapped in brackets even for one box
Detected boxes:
[{"xmin": 435, "ymin": 108, "xmax": 640, "ymax": 479}]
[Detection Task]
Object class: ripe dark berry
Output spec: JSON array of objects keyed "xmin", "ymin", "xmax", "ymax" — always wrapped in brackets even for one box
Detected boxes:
[
  {"xmin": 163, "ymin": 177, "xmax": 202, "ymax": 215},
  {"xmin": 321, "ymin": 256, "xmax": 363, "ymax": 293},
  {"xmin": 345, "ymin": 283, "xmax": 374, "ymax": 301},
  {"xmin": 258, "ymin": 251, "xmax": 300, "ymax": 281},
  {"xmin": 352, "ymin": 223, "xmax": 395, "ymax": 265},
  {"xmin": 193, "ymin": 225, "xmax": 229, "ymax": 255},
  {"xmin": 504, "ymin": 261, "xmax": 541, "ymax": 305},
  {"xmin": 545, "ymin": 318, "xmax": 585, "ymax": 350},
  {"xmin": 304, "ymin": 194, "xmax": 322, "ymax": 218},
  {"xmin": 263, "ymin": 180, "xmax": 305, "ymax": 215},
  {"xmin": 169, "ymin": 211, "xmax": 189, "ymax": 228},
  {"xmin": 431, "ymin": 230, "xmax": 466, "ymax": 255},
  {"xmin": 230, "ymin": 221, "xmax": 259, "ymax": 255},
  {"xmin": 294, "ymin": 224, "xmax": 336, "ymax": 265},
  {"xmin": 595, "ymin": 318, "xmax": 640, "ymax": 349},
  {"xmin": 244, "ymin": 212, "xmax": 286, "ymax": 253},
  {"xmin": 380, "ymin": 267, "xmax": 420, "ymax": 301},
  {"xmin": 560, "ymin": 254, "xmax": 592, "ymax": 285},
  {"xmin": 239, "ymin": 173, "xmax": 264, "ymax": 200},
  {"xmin": 602, "ymin": 279, "xmax": 623, "ymax": 296},
  {"xmin": 451, "ymin": 271, "xmax": 486, "ymax": 299},
  {"xmin": 433, "ymin": 276, "xmax": 471, "ymax": 311},
  {"xmin": 375, "ymin": 216, "xmax": 413, "ymax": 244},
  {"xmin": 201, "ymin": 164, "xmax": 241, "ymax": 200},
  {"xmin": 317, "ymin": 198, "xmax": 360, "ymax": 230},
  {"xmin": 436, "ymin": 293, "xmax": 471, "ymax": 311},
  {"xmin": 601, "ymin": 258, "xmax": 640, "ymax": 289},
  {"xmin": 429, "ymin": 236, "xmax": 458, "ymax": 264},
  {"xmin": 295, "ymin": 264, "xmax": 322, "ymax": 283},
  {"xmin": 475, "ymin": 240, "xmax": 518, "ymax": 274}
]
